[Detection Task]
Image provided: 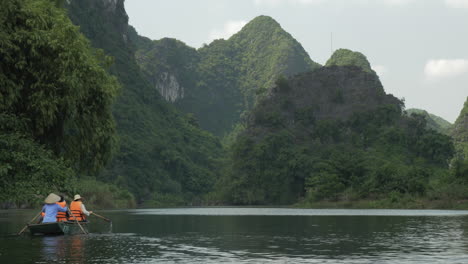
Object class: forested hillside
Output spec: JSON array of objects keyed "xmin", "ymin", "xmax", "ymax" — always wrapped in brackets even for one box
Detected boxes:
[
  {"xmin": 453, "ymin": 97, "xmax": 468, "ymax": 159},
  {"xmin": 133, "ymin": 16, "xmax": 320, "ymax": 136},
  {"xmin": 65, "ymin": 0, "xmax": 224, "ymax": 205},
  {"xmin": 218, "ymin": 50, "xmax": 455, "ymax": 205}
]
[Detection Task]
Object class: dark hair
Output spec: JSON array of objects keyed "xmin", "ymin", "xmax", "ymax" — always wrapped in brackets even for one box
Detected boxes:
[{"xmin": 59, "ymin": 195, "xmax": 64, "ymax": 202}]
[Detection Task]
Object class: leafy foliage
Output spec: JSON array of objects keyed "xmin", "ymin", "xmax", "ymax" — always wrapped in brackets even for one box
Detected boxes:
[
  {"xmin": 0, "ymin": 0, "xmax": 120, "ymax": 207},
  {"xmin": 0, "ymin": 0, "xmax": 119, "ymax": 173},
  {"xmin": 0, "ymin": 129, "xmax": 74, "ymax": 207}
]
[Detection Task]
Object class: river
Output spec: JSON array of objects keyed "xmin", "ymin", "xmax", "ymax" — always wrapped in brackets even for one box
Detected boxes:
[{"xmin": 2, "ymin": 208, "xmax": 468, "ymax": 263}]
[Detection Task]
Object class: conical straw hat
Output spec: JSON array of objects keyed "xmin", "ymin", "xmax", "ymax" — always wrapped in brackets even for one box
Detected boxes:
[{"xmin": 44, "ymin": 193, "xmax": 60, "ymax": 204}]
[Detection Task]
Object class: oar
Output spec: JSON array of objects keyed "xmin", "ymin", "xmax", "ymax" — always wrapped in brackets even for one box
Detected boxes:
[
  {"xmin": 18, "ymin": 211, "xmax": 42, "ymax": 235},
  {"xmin": 91, "ymin": 212, "xmax": 111, "ymax": 222},
  {"xmin": 67, "ymin": 208, "xmax": 88, "ymax": 234}
]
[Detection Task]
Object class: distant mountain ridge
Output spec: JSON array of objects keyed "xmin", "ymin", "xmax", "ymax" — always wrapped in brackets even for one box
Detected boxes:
[
  {"xmin": 132, "ymin": 15, "xmax": 320, "ymax": 136},
  {"xmin": 406, "ymin": 108, "xmax": 453, "ymax": 135}
]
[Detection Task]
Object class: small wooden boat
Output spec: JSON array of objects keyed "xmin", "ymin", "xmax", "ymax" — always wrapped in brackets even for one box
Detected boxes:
[{"xmin": 27, "ymin": 221, "xmax": 90, "ymax": 235}]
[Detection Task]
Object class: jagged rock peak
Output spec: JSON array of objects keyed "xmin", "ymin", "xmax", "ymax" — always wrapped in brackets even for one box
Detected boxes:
[{"xmin": 325, "ymin": 48, "xmax": 375, "ymax": 74}]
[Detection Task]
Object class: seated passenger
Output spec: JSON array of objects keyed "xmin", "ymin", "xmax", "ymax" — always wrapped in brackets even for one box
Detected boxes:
[
  {"xmin": 41, "ymin": 193, "xmax": 68, "ymax": 223},
  {"xmin": 69, "ymin": 194, "xmax": 92, "ymax": 222},
  {"xmin": 39, "ymin": 195, "xmax": 67, "ymax": 222},
  {"xmin": 56, "ymin": 195, "xmax": 68, "ymax": 222}
]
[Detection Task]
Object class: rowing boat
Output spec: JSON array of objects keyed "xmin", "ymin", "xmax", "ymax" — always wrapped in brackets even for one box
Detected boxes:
[{"xmin": 27, "ymin": 221, "xmax": 90, "ymax": 235}]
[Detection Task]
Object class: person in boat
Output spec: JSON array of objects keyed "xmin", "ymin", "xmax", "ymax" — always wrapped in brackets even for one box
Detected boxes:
[
  {"xmin": 41, "ymin": 193, "xmax": 68, "ymax": 223},
  {"xmin": 55, "ymin": 195, "xmax": 68, "ymax": 222},
  {"xmin": 39, "ymin": 194, "xmax": 68, "ymax": 223},
  {"xmin": 69, "ymin": 194, "xmax": 92, "ymax": 222}
]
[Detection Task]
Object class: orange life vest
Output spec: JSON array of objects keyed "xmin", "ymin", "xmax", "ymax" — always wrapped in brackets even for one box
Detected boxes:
[
  {"xmin": 56, "ymin": 201, "xmax": 67, "ymax": 222},
  {"xmin": 69, "ymin": 201, "xmax": 85, "ymax": 221}
]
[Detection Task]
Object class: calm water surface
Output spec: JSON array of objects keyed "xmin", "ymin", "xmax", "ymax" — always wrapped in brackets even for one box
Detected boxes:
[{"xmin": 2, "ymin": 208, "xmax": 468, "ymax": 263}]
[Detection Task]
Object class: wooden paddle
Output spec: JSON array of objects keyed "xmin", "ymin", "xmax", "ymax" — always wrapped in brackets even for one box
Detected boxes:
[
  {"xmin": 67, "ymin": 208, "xmax": 88, "ymax": 234},
  {"xmin": 18, "ymin": 211, "xmax": 42, "ymax": 235},
  {"xmin": 91, "ymin": 212, "xmax": 111, "ymax": 222}
]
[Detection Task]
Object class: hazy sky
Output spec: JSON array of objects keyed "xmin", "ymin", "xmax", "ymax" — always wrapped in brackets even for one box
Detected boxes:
[{"xmin": 125, "ymin": 0, "xmax": 468, "ymax": 123}]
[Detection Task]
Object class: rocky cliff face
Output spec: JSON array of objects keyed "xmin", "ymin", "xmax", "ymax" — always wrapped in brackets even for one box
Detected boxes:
[
  {"xmin": 131, "ymin": 34, "xmax": 200, "ymax": 103},
  {"xmin": 133, "ymin": 15, "xmax": 320, "ymax": 136},
  {"xmin": 155, "ymin": 72, "xmax": 184, "ymax": 102}
]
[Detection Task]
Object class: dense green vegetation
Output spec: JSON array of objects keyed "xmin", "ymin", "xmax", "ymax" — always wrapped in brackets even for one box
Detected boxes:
[
  {"xmin": 73, "ymin": 177, "xmax": 136, "ymax": 209},
  {"xmin": 133, "ymin": 16, "xmax": 321, "ymax": 136},
  {"xmin": 406, "ymin": 108, "xmax": 453, "ymax": 135},
  {"xmin": 66, "ymin": 0, "xmax": 224, "ymax": 205},
  {"xmin": 2, "ymin": 0, "xmax": 466, "ymax": 209},
  {"xmin": 0, "ymin": 0, "xmax": 120, "ymax": 207},
  {"xmin": 452, "ymin": 97, "xmax": 468, "ymax": 160},
  {"xmin": 218, "ymin": 64, "xmax": 456, "ymax": 205}
]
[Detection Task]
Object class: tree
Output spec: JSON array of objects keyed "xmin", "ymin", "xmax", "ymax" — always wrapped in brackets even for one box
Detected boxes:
[{"xmin": 0, "ymin": 0, "xmax": 120, "ymax": 173}]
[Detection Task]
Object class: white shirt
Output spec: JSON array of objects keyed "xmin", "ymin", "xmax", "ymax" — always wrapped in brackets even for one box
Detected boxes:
[{"xmin": 81, "ymin": 204, "xmax": 90, "ymax": 216}]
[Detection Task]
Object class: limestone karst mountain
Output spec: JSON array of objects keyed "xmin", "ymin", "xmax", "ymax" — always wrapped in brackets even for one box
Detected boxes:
[
  {"xmin": 132, "ymin": 15, "xmax": 320, "ymax": 136},
  {"xmin": 220, "ymin": 62, "xmax": 453, "ymax": 204}
]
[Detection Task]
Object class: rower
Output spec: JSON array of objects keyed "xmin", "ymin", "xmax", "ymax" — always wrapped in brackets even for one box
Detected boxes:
[{"xmin": 69, "ymin": 194, "xmax": 93, "ymax": 222}]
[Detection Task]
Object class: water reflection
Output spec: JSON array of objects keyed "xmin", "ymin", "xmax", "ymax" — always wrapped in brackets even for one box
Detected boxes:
[
  {"xmin": 39, "ymin": 235, "xmax": 86, "ymax": 263},
  {"xmin": 69, "ymin": 235, "xmax": 85, "ymax": 263},
  {"xmin": 41, "ymin": 236, "xmax": 61, "ymax": 262},
  {"xmin": 2, "ymin": 209, "xmax": 468, "ymax": 263}
]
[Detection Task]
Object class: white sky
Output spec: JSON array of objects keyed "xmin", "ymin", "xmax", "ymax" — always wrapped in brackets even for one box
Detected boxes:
[{"xmin": 125, "ymin": 0, "xmax": 468, "ymax": 123}]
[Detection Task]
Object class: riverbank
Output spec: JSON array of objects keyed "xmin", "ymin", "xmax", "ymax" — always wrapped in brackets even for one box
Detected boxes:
[
  {"xmin": 296, "ymin": 198, "xmax": 468, "ymax": 210},
  {"xmin": 5, "ymin": 193, "xmax": 468, "ymax": 210}
]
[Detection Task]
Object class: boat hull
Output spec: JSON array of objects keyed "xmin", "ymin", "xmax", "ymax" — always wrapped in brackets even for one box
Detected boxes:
[{"xmin": 28, "ymin": 221, "xmax": 89, "ymax": 235}]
